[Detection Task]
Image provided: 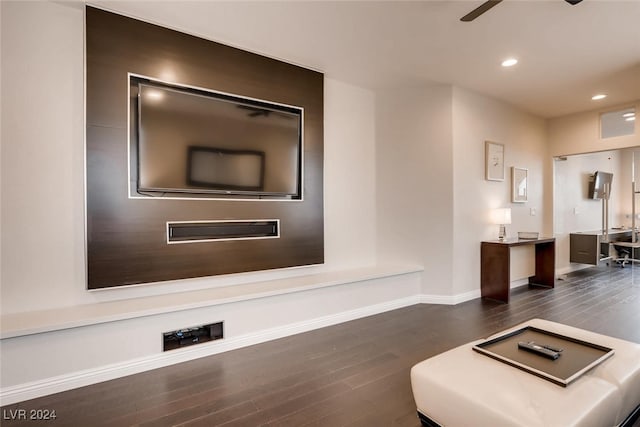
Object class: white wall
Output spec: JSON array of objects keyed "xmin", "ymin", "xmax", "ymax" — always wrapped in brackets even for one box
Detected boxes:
[
  {"xmin": 451, "ymin": 87, "xmax": 547, "ymax": 294},
  {"xmin": 0, "ymin": 1, "xmax": 408, "ymax": 399},
  {"xmin": 1, "ymin": 0, "xmax": 85, "ymax": 314},
  {"xmin": 548, "ymin": 101, "xmax": 640, "ymax": 157},
  {"xmin": 374, "ymin": 84, "xmax": 549, "ymax": 298},
  {"xmin": 375, "ymin": 84, "xmax": 454, "ymax": 297},
  {"xmin": 324, "ymin": 79, "xmax": 377, "ymax": 269}
]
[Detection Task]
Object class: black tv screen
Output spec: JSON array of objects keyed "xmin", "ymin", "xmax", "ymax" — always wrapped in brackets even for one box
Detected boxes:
[{"xmin": 131, "ymin": 76, "xmax": 303, "ymax": 199}]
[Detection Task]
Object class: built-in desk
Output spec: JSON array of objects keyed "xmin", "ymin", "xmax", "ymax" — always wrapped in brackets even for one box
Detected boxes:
[
  {"xmin": 570, "ymin": 229, "xmax": 638, "ymax": 265},
  {"xmin": 481, "ymin": 238, "xmax": 555, "ymax": 303}
]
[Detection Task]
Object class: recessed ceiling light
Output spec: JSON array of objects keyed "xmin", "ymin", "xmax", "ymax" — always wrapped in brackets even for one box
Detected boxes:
[
  {"xmin": 622, "ymin": 112, "xmax": 635, "ymax": 118},
  {"xmin": 626, "ymin": 117, "xmax": 636, "ymax": 122},
  {"xmin": 501, "ymin": 58, "xmax": 518, "ymax": 67},
  {"xmin": 592, "ymin": 94, "xmax": 607, "ymax": 100}
]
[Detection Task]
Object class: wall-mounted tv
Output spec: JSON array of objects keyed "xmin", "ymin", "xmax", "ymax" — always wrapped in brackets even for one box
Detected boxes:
[
  {"xmin": 588, "ymin": 171, "xmax": 613, "ymax": 199},
  {"xmin": 130, "ymin": 75, "xmax": 303, "ymax": 199}
]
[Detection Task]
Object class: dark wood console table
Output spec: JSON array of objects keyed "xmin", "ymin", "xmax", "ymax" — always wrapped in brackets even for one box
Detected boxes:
[{"xmin": 481, "ymin": 238, "xmax": 555, "ymax": 303}]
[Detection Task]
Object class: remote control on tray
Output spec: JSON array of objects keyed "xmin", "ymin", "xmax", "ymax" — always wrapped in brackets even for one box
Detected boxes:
[{"xmin": 517, "ymin": 341, "xmax": 562, "ymax": 360}]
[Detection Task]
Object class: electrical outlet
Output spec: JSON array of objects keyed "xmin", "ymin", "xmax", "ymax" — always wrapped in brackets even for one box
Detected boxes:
[{"xmin": 530, "ymin": 208, "xmax": 536, "ymax": 216}]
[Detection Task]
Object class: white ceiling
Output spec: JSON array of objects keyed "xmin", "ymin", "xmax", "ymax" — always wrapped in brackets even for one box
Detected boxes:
[{"xmin": 91, "ymin": 0, "xmax": 640, "ymax": 118}]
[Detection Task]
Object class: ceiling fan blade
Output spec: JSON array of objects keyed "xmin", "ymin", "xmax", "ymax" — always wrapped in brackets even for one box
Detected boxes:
[{"xmin": 460, "ymin": 0, "xmax": 503, "ymax": 22}]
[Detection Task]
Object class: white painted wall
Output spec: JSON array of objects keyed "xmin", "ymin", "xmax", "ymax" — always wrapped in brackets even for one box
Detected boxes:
[
  {"xmin": 374, "ymin": 84, "xmax": 548, "ymax": 298},
  {"xmin": 451, "ymin": 87, "xmax": 547, "ymax": 294},
  {"xmin": 0, "ymin": 1, "xmax": 404, "ymax": 399},
  {"xmin": 375, "ymin": 84, "xmax": 454, "ymax": 297},
  {"xmin": 548, "ymin": 101, "xmax": 640, "ymax": 157},
  {"xmin": 324, "ymin": 79, "xmax": 377, "ymax": 269},
  {"xmin": 1, "ymin": 0, "xmax": 85, "ymax": 314}
]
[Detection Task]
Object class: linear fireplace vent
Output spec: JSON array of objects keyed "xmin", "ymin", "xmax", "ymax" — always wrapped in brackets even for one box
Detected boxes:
[{"xmin": 167, "ymin": 219, "xmax": 279, "ymax": 244}]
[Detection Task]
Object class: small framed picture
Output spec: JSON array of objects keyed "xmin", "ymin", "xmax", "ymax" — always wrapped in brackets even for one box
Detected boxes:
[
  {"xmin": 485, "ymin": 141, "xmax": 505, "ymax": 181},
  {"xmin": 512, "ymin": 167, "xmax": 528, "ymax": 203}
]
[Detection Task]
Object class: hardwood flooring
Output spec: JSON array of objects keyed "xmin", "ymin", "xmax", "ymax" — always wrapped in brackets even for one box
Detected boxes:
[{"xmin": 2, "ymin": 264, "xmax": 639, "ymax": 426}]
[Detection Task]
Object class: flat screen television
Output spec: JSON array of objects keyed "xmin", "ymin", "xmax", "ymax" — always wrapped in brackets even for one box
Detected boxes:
[
  {"xmin": 589, "ymin": 171, "xmax": 613, "ymax": 199},
  {"xmin": 130, "ymin": 75, "xmax": 303, "ymax": 199}
]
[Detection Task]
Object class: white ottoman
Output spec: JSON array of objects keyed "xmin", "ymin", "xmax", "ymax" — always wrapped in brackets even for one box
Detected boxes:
[{"xmin": 410, "ymin": 319, "xmax": 640, "ymax": 427}]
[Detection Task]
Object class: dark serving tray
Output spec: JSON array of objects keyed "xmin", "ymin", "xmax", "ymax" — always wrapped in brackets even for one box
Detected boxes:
[{"xmin": 472, "ymin": 326, "xmax": 614, "ymax": 387}]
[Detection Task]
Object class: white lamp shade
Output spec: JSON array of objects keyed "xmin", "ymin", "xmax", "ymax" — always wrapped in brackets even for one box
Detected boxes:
[{"xmin": 491, "ymin": 208, "xmax": 512, "ymax": 225}]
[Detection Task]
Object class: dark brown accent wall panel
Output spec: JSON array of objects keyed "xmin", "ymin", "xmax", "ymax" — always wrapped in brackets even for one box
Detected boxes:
[{"xmin": 85, "ymin": 7, "xmax": 324, "ymax": 289}]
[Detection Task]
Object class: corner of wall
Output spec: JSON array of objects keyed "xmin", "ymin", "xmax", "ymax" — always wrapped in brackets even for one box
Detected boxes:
[{"xmin": 374, "ymin": 83, "xmax": 455, "ymax": 296}]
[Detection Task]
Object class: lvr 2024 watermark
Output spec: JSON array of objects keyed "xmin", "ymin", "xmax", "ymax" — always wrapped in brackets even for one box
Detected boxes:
[{"xmin": 3, "ymin": 408, "xmax": 57, "ymax": 421}]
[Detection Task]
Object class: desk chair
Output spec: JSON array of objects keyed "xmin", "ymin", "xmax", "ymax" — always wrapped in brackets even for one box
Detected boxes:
[{"xmin": 611, "ymin": 241, "xmax": 640, "ymax": 267}]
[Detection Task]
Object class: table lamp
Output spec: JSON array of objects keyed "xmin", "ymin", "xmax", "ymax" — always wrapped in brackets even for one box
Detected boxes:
[{"xmin": 491, "ymin": 208, "xmax": 511, "ymax": 240}]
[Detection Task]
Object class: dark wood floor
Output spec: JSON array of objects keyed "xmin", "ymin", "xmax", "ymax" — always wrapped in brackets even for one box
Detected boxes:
[{"xmin": 2, "ymin": 265, "xmax": 640, "ymax": 426}]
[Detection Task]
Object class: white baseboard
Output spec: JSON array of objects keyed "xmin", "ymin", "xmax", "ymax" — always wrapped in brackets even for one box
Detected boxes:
[
  {"xmin": 420, "ymin": 289, "xmax": 480, "ymax": 305},
  {"xmin": 0, "ymin": 294, "xmax": 420, "ymax": 406},
  {"xmin": 420, "ymin": 279, "xmax": 533, "ymax": 305}
]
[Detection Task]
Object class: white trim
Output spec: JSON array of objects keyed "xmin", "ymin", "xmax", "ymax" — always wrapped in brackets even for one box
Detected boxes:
[
  {"xmin": 0, "ymin": 295, "xmax": 420, "ymax": 406},
  {"xmin": 419, "ymin": 289, "xmax": 481, "ymax": 305},
  {"xmin": 418, "ymin": 279, "xmax": 538, "ymax": 305}
]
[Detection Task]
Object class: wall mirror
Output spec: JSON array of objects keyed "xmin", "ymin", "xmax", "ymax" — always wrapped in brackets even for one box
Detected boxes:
[
  {"xmin": 512, "ymin": 167, "xmax": 528, "ymax": 203},
  {"xmin": 600, "ymin": 107, "xmax": 636, "ymax": 139}
]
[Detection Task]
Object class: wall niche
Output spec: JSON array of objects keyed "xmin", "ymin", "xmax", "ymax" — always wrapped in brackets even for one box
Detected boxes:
[{"xmin": 85, "ymin": 6, "xmax": 324, "ymax": 289}]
